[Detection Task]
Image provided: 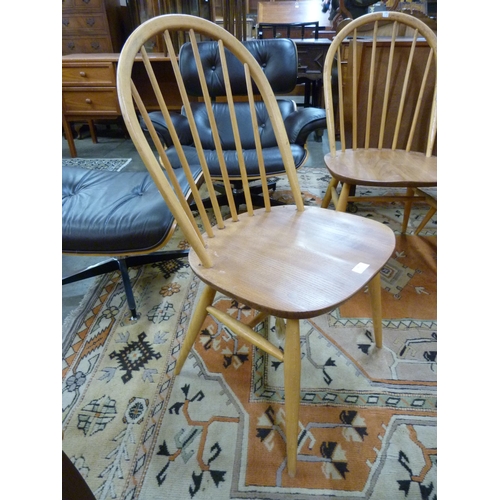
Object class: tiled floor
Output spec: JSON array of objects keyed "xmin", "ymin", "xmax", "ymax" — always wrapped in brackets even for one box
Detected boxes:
[{"xmin": 62, "ymin": 121, "xmax": 328, "ymax": 327}]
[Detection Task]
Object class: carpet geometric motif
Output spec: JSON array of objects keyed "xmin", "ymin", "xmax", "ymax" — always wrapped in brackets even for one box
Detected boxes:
[
  {"xmin": 109, "ymin": 332, "xmax": 162, "ymax": 384},
  {"xmin": 62, "ymin": 166, "xmax": 437, "ymax": 499},
  {"xmin": 62, "ymin": 157, "xmax": 132, "ymax": 171}
]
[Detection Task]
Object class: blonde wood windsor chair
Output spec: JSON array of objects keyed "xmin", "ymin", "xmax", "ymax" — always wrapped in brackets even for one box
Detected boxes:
[
  {"xmin": 321, "ymin": 11, "xmax": 437, "ymax": 234},
  {"xmin": 117, "ymin": 14, "xmax": 396, "ymax": 478}
]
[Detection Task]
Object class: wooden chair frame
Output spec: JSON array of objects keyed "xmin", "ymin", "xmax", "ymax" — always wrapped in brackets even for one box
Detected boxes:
[
  {"xmin": 117, "ymin": 14, "xmax": 396, "ymax": 477},
  {"xmin": 321, "ymin": 11, "xmax": 437, "ymax": 234}
]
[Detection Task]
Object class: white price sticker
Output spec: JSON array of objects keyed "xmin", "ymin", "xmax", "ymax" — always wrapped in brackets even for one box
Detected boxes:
[{"xmin": 352, "ymin": 262, "xmax": 370, "ymax": 274}]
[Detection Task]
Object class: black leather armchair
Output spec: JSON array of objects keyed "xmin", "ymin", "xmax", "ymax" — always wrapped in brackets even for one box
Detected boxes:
[{"xmin": 145, "ymin": 38, "xmax": 326, "ymax": 208}]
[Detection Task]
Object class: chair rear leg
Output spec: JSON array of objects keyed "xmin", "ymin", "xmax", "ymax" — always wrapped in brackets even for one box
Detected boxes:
[
  {"xmin": 401, "ymin": 188, "xmax": 415, "ymax": 233},
  {"xmin": 336, "ymin": 182, "xmax": 351, "ymax": 212},
  {"xmin": 284, "ymin": 318, "xmax": 301, "ymax": 477},
  {"xmin": 414, "ymin": 206, "xmax": 437, "ymax": 235},
  {"xmin": 174, "ymin": 285, "xmax": 217, "ymax": 375}
]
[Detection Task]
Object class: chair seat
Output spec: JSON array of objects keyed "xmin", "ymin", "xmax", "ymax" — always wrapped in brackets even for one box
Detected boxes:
[
  {"xmin": 189, "ymin": 205, "xmax": 396, "ymax": 318},
  {"xmin": 324, "ymin": 149, "xmax": 437, "ymax": 187},
  {"xmin": 62, "ymin": 165, "xmax": 201, "ymax": 255}
]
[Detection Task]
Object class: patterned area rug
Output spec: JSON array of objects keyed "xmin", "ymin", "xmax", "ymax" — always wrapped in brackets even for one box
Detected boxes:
[
  {"xmin": 62, "ymin": 158, "xmax": 132, "ymax": 171},
  {"xmin": 62, "ymin": 167, "xmax": 437, "ymax": 499}
]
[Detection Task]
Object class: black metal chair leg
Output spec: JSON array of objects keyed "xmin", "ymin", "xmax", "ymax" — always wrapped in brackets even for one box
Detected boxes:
[
  {"xmin": 62, "ymin": 258, "xmax": 120, "ymax": 285},
  {"xmin": 116, "ymin": 258, "xmax": 138, "ymax": 320},
  {"xmin": 63, "ymin": 250, "xmax": 190, "ymax": 319}
]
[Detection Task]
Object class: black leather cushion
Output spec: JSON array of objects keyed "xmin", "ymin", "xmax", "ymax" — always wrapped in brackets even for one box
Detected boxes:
[
  {"xmin": 179, "ymin": 38, "xmax": 298, "ymax": 97},
  {"xmin": 189, "ymin": 100, "xmax": 296, "ymax": 150},
  {"xmin": 166, "ymin": 144, "xmax": 306, "ymax": 178},
  {"xmin": 62, "ymin": 165, "xmax": 200, "ymax": 254}
]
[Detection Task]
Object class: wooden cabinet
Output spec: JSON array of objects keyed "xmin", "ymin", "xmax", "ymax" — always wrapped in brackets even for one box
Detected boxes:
[
  {"xmin": 62, "ymin": 0, "xmax": 123, "ymax": 55},
  {"xmin": 62, "ymin": 56, "xmax": 121, "ymax": 157},
  {"xmin": 63, "ymin": 60, "xmax": 120, "ymax": 117},
  {"xmin": 62, "ymin": 53, "xmax": 183, "ymax": 157}
]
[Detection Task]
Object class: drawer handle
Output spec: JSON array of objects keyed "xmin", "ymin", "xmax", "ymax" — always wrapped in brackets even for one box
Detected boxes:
[
  {"xmin": 86, "ymin": 18, "xmax": 95, "ymax": 27},
  {"xmin": 85, "ymin": 98, "xmax": 92, "ymax": 104},
  {"xmin": 79, "ymin": 71, "xmax": 87, "ymax": 77},
  {"xmin": 62, "ymin": 19, "xmax": 69, "ymax": 27}
]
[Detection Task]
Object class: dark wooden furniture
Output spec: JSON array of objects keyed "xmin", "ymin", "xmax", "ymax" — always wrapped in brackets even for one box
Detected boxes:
[
  {"xmin": 255, "ymin": 1, "xmax": 334, "ymax": 107},
  {"xmin": 62, "ymin": 0, "xmax": 123, "ymax": 55},
  {"xmin": 62, "ymin": 53, "xmax": 182, "ymax": 157},
  {"xmin": 295, "ymin": 38, "xmax": 332, "ymax": 107},
  {"xmin": 257, "ymin": 1, "xmax": 331, "ymax": 27},
  {"xmin": 257, "ymin": 21, "xmax": 319, "ymax": 40}
]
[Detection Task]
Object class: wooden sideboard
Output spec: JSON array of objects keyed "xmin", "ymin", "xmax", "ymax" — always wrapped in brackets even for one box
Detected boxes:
[
  {"xmin": 62, "ymin": 53, "xmax": 182, "ymax": 157},
  {"xmin": 257, "ymin": 1, "xmax": 331, "ymax": 27},
  {"xmin": 62, "ymin": 0, "xmax": 123, "ymax": 55}
]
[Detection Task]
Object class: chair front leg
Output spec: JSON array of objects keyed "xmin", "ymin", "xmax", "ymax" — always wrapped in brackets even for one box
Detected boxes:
[
  {"xmin": 284, "ymin": 318, "xmax": 301, "ymax": 477},
  {"xmin": 367, "ymin": 273, "xmax": 383, "ymax": 348},
  {"xmin": 174, "ymin": 284, "xmax": 216, "ymax": 375}
]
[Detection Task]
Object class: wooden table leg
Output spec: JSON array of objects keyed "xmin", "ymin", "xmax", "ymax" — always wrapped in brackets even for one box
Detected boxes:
[
  {"xmin": 62, "ymin": 116, "xmax": 77, "ymax": 158},
  {"xmin": 88, "ymin": 119, "xmax": 98, "ymax": 144}
]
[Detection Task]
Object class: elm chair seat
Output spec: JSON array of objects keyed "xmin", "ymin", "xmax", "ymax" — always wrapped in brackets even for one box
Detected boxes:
[{"xmin": 62, "ymin": 164, "xmax": 202, "ymax": 318}]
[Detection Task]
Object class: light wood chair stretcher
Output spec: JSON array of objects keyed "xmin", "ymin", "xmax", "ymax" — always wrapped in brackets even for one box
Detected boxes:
[
  {"xmin": 116, "ymin": 14, "xmax": 396, "ymax": 478},
  {"xmin": 321, "ymin": 11, "xmax": 437, "ymax": 234}
]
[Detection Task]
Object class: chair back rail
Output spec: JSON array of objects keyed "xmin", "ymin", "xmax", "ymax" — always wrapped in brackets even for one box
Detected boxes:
[
  {"xmin": 324, "ymin": 11, "xmax": 437, "ymax": 156},
  {"xmin": 117, "ymin": 15, "xmax": 305, "ymax": 269}
]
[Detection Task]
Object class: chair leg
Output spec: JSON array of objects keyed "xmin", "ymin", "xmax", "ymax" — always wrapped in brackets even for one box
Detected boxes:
[
  {"xmin": 62, "ymin": 258, "xmax": 121, "ymax": 285},
  {"xmin": 284, "ymin": 318, "xmax": 301, "ymax": 478},
  {"xmin": 88, "ymin": 119, "xmax": 98, "ymax": 144},
  {"xmin": 401, "ymin": 187, "xmax": 415, "ymax": 233},
  {"xmin": 174, "ymin": 285, "xmax": 217, "ymax": 375},
  {"xmin": 367, "ymin": 273, "xmax": 383, "ymax": 348},
  {"xmin": 116, "ymin": 258, "xmax": 138, "ymax": 320},
  {"xmin": 321, "ymin": 177, "xmax": 339, "ymax": 209},
  {"xmin": 336, "ymin": 182, "xmax": 351, "ymax": 212},
  {"xmin": 414, "ymin": 206, "xmax": 437, "ymax": 235},
  {"xmin": 63, "ymin": 250, "xmax": 190, "ymax": 319}
]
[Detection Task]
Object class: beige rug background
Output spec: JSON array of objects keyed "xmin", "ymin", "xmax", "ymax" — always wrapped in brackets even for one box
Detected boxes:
[{"xmin": 63, "ymin": 167, "xmax": 437, "ymax": 499}]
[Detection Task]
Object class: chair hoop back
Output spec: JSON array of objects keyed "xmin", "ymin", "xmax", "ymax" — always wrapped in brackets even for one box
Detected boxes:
[
  {"xmin": 117, "ymin": 15, "xmax": 305, "ymax": 269},
  {"xmin": 323, "ymin": 11, "xmax": 437, "ymax": 157}
]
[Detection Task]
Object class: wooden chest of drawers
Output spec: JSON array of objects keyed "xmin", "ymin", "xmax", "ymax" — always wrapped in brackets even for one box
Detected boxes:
[
  {"xmin": 62, "ymin": 53, "xmax": 183, "ymax": 157},
  {"xmin": 62, "ymin": 0, "xmax": 122, "ymax": 55},
  {"xmin": 62, "ymin": 61, "xmax": 119, "ymax": 116}
]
